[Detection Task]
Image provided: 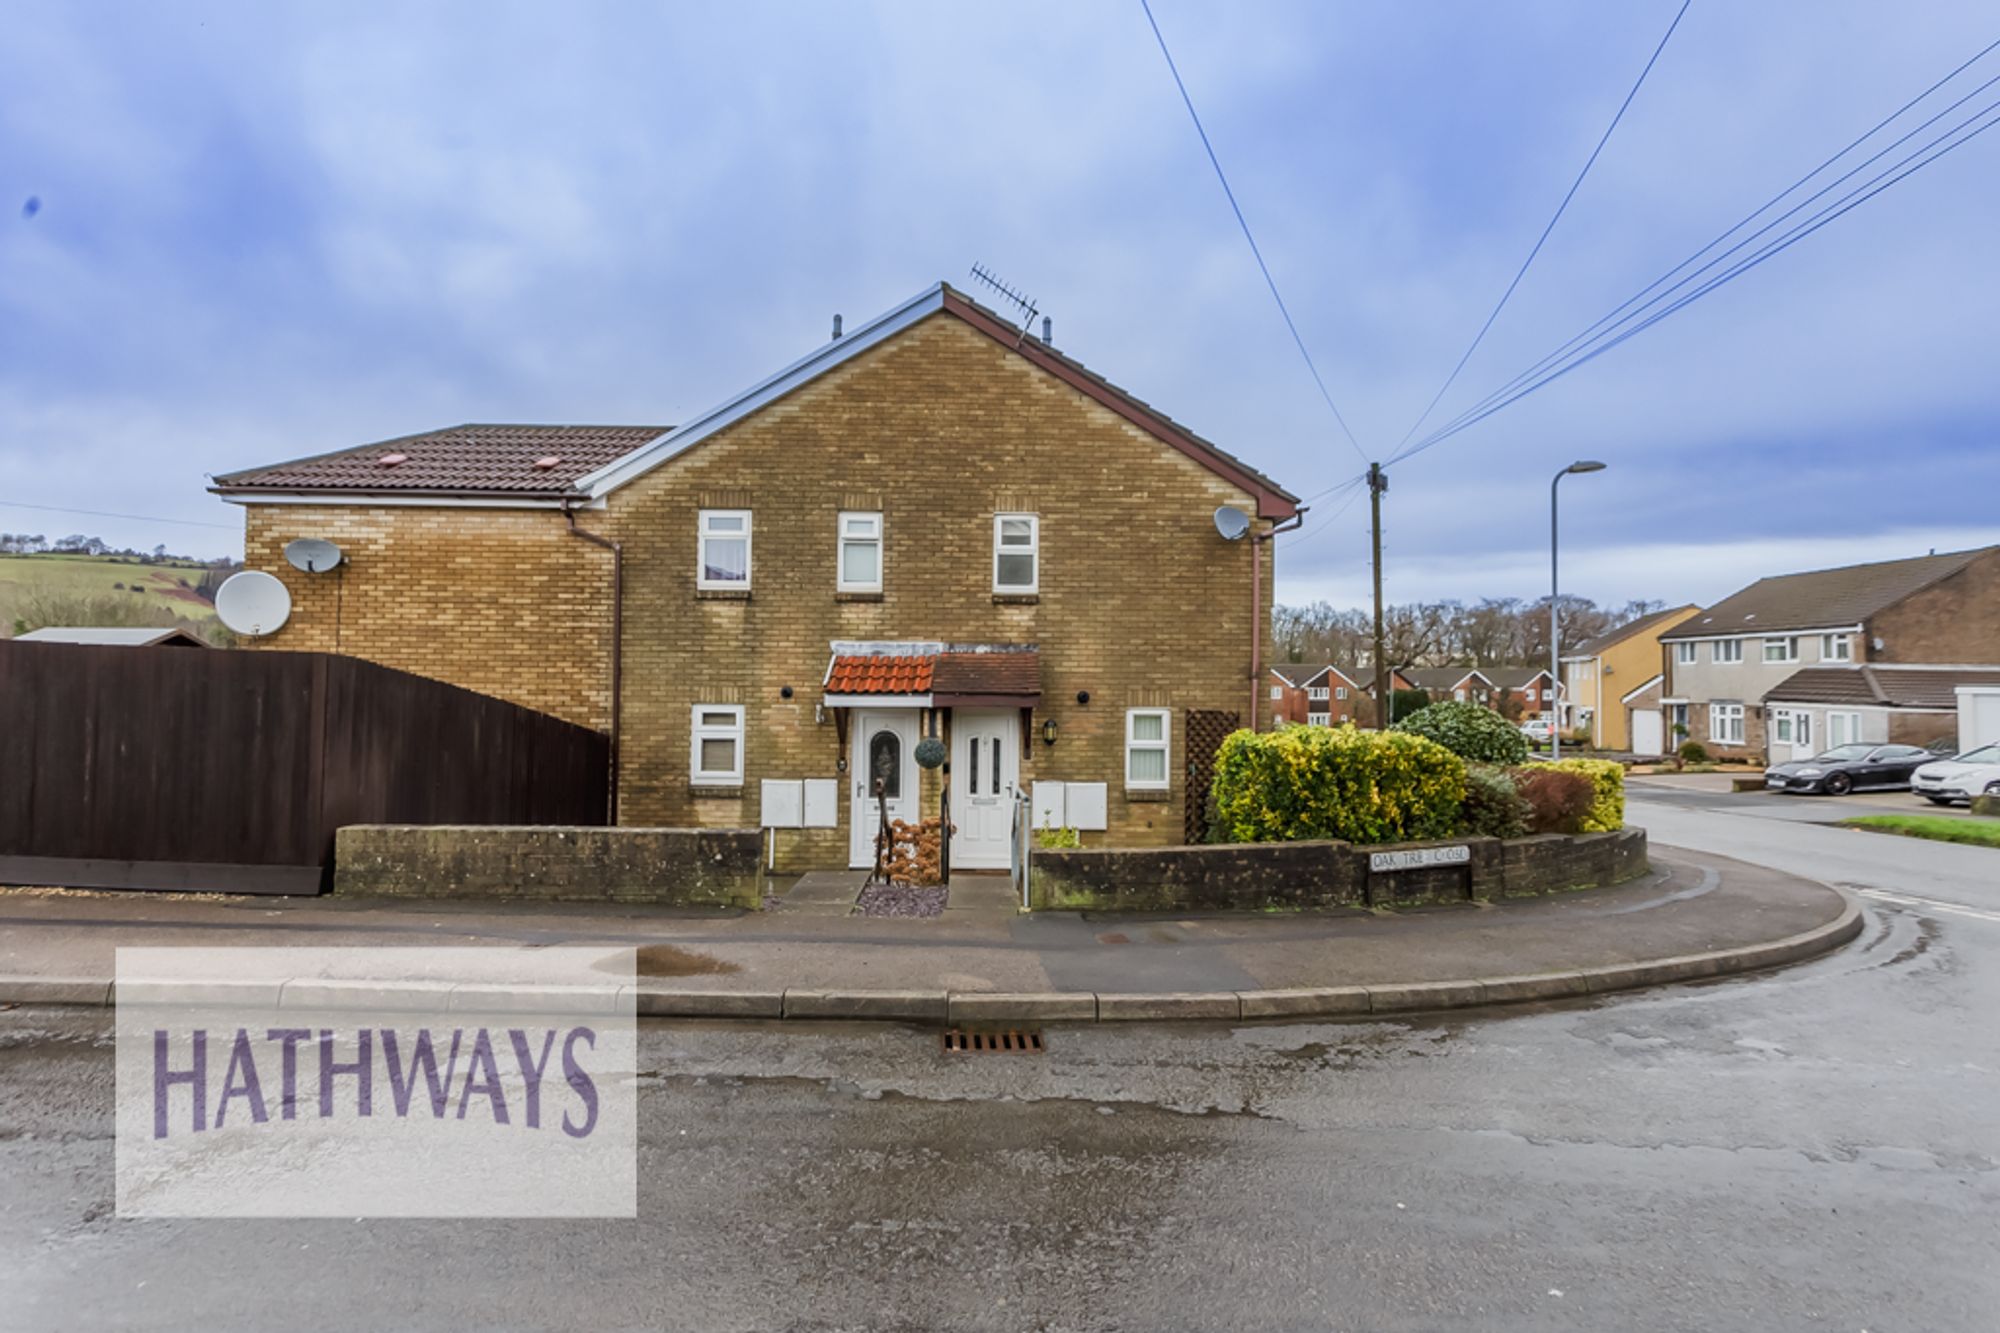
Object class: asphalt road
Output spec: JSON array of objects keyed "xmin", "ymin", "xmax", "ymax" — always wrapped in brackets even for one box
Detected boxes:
[{"xmin": 2, "ymin": 802, "xmax": 1996, "ymax": 1331}]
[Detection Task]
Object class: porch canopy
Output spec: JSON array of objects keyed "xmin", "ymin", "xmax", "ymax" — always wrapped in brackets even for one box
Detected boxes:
[{"xmin": 821, "ymin": 641, "xmax": 1041, "ymax": 708}]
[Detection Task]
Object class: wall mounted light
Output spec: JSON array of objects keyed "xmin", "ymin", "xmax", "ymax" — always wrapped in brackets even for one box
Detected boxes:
[
  {"xmin": 1075, "ymin": 690, "xmax": 1090, "ymax": 705},
  {"xmin": 781, "ymin": 685, "xmax": 794, "ymax": 699},
  {"xmin": 1041, "ymin": 718, "xmax": 1059, "ymax": 746}
]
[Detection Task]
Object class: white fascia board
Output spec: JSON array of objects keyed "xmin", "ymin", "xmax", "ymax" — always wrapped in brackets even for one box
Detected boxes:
[
  {"xmin": 217, "ymin": 493, "xmax": 603, "ymax": 510},
  {"xmin": 1620, "ymin": 673, "xmax": 1665, "ymax": 704},
  {"xmin": 822, "ymin": 693, "xmax": 933, "ymax": 709},
  {"xmin": 577, "ymin": 284, "xmax": 948, "ymax": 501},
  {"xmin": 1662, "ymin": 624, "xmax": 1862, "ymax": 644}
]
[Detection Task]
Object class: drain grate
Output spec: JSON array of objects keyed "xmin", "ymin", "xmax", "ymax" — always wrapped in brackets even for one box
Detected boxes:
[{"xmin": 942, "ymin": 1028, "xmax": 1044, "ymax": 1054}]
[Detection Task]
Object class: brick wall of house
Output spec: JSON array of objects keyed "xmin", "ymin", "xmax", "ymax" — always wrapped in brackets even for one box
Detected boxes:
[
  {"xmin": 240, "ymin": 504, "xmax": 612, "ymax": 730},
  {"xmin": 1866, "ymin": 549, "xmax": 2000, "ymax": 663},
  {"xmin": 238, "ymin": 311, "xmax": 1279, "ymax": 869},
  {"xmin": 591, "ymin": 313, "xmax": 1269, "ymax": 865}
]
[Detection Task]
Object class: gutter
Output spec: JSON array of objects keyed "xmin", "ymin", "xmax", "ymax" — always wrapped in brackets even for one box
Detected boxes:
[{"xmin": 563, "ymin": 506, "xmax": 623, "ymax": 823}]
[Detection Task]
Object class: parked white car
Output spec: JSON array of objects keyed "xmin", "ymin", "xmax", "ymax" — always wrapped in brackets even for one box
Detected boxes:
[
  {"xmin": 1519, "ymin": 719, "xmax": 1554, "ymax": 747},
  {"xmin": 1911, "ymin": 743, "xmax": 2000, "ymax": 806}
]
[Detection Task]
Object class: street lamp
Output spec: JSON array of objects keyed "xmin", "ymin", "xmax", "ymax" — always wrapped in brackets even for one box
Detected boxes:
[{"xmin": 1550, "ymin": 460, "xmax": 1607, "ymax": 762}]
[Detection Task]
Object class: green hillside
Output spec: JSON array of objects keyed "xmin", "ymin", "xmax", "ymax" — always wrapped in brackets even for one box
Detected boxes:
[{"xmin": 0, "ymin": 553, "xmax": 230, "ymax": 642}]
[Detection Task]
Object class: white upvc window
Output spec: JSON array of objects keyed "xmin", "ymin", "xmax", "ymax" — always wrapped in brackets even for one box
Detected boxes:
[
  {"xmin": 1307, "ymin": 711, "xmax": 1331, "ymax": 727},
  {"xmin": 1125, "ymin": 708, "xmax": 1170, "ymax": 790},
  {"xmin": 1307, "ymin": 686, "xmax": 1330, "ymax": 701},
  {"xmin": 1674, "ymin": 641, "xmax": 1697, "ymax": 665},
  {"xmin": 1763, "ymin": 636, "xmax": 1799, "ymax": 664},
  {"xmin": 993, "ymin": 513, "xmax": 1039, "ymax": 593},
  {"xmin": 1827, "ymin": 710, "xmax": 1863, "ymax": 748},
  {"xmin": 1713, "ymin": 639, "xmax": 1743, "ymax": 664},
  {"xmin": 837, "ymin": 511, "xmax": 883, "ymax": 593},
  {"xmin": 1821, "ymin": 633, "xmax": 1852, "ymax": 661},
  {"xmin": 689, "ymin": 705, "xmax": 745, "ymax": 785},
  {"xmin": 1773, "ymin": 710, "xmax": 1794, "ymax": 744},
  {"xmin": 1709, "ymin": 702, "xmax": 1745, "ymax": 745},
  {"xmin": 1270, "ymin": 685, "xmax": 1284, "ymax": 701},
  {"xmin": 697, "ymin": 510, "xmax": 751, "ymax": 590},
  {"xmin": 1335, "ymin": 686, "xmax": 1348, "ymax": 700}
]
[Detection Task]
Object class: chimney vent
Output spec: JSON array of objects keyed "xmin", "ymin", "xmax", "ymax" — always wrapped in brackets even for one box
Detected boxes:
[{"xmin": 832, "ymin": 313, "xmax": 843, "ymax": 340}]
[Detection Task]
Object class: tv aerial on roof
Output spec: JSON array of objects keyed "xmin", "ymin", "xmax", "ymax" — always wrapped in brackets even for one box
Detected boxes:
[
  {"xmin": 214, "ymin": 570, "xmax": 292, "ymax": 637},
  {"xmin": 969, "ymin": 263, "xmax": 1048, "ymax": 348},
  {"xmin": 284, "ymin": 537, "xmax": 343, "ymax": 574}
]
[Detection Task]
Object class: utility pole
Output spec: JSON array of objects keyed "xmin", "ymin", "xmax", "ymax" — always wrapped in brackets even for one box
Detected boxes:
[{"xmin": 1368, "ymin": 462, "xmax": 1389, "ymax": 729}]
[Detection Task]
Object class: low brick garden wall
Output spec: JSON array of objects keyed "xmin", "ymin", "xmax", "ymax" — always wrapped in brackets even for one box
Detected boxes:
[
  {"xmin": 1029, "ymin": 827, "xmax": 1647, "ymax": 913},
  {"xmin": 334, "ymin": 825, "xmax": 763, "ymax": 908}
]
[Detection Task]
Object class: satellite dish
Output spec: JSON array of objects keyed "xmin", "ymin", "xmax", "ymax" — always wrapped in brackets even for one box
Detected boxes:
[
  {"xmin": 284, "ymin": 538, "xmax": 343, "ymax": 574},
  {"xmin": 214, "ymin": 571, "xmax": 292, "ymax": 637},
  {"xmin": 1213, "ymin": 506, "xmax": 1251, "ymax": 541}
]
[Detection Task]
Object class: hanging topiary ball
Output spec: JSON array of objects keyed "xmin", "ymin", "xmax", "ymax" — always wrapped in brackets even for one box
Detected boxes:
[{"xmin": 914, "ymin": 735, "xmax": 947, "ymax": 769}]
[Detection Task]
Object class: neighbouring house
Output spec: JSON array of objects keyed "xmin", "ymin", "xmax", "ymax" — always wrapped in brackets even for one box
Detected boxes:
[
  {"xmin": 1268, "ymin": 663, "xmax": 1367, "ymax": 727},
  {"xmin": 13, "ymin": 626, "xmax": 208, "ymax": 648},
  {"xmin": 1659, "ymin": 546, "xmax": 2000, "ymax": 761},
  {"xmin": 1557, "ymin": 605, "xmax": 1700, "ymax": 753},
  {"xmin": 1397, "ymin": 665, "xmax": 1551, "ymax": 719},
  {"xmin": 1760, "ymin": 665, "xmax": 2000, "ymax": 762},
  {"xmin": 211, "ymin": 281, "xmax": 1301, "ymax": 870}
]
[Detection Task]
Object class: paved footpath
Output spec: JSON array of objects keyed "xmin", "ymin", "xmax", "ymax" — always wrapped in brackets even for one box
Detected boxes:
[{"xmin": 0, "ymin": 848, "xmax": 1857, "ymax": 1021}]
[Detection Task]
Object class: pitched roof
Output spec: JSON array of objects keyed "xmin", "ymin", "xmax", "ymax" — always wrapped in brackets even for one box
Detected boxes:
[
  {"xmin": 1400, "ymin": 666, "xmax": 1492, "ymax": 692},
  {"xmin": 821, "ymin": 643, "xmax": 1041, "ymax": 703},
  {"xmin": 1270, "ymin": 663, "xmax": 1362, "ymax": 689},
  {"xmin": 1570, "ymin": 605, "xmax": 1699, "ymax": 658},
  {"xmin": 211, "ymin": 424, "xmax": 669, "ymax": 498},
  {"xmin": 13, "ymin": 626, "xmax": 208, "ymax": 647},
  {"xmin": 1661, "ymin": 549, "xmax": 1996, "ymax": 640},
  {"xmin": 1764, "ymin": 664, "xmax": 2000, "ymax": 709},
  {"xmin": 211, "ymin": 284, "xmax": 1298, "ymax": 517},
  {"xmin": 1484, "ymin": 666, "xmax": 1553, "ymax": 690}
]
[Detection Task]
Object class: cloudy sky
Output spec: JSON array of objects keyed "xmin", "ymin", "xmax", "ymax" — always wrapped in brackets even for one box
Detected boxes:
[{"xmin": 3, "ymin": 1, "xmax": 1996, "ymax": 610}]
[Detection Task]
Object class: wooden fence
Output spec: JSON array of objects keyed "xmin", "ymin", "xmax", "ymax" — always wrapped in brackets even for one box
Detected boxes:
[{"xmin": 0, "ymin": 642, "xmax": 609, "ymax": 894}]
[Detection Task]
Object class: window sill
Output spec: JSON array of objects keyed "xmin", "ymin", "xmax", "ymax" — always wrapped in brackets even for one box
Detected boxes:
[
  {"xmin": 689, "ymin": 783, "xmax": 745, "ymax": 799},
  {"xmin": 1124, "ymin": 788, "xmax": 1170, "ymax": 803},
  {"xmin": 834, "ymin": 590, "xmax": 885, "ymax": 603},
  {"xmin": 992, "ymin": 592, "xmax": 1040, "ymax": 606},
  {"xmin": 696, "ymin": 588, "xmax": 752, "ymax": 602}
]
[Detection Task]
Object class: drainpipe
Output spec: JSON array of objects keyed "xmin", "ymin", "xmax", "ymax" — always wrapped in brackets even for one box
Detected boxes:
[
  {"xmin": 564, "ymin": 504, "xmax": 622, "ymax": 824},
  {"xmin": 1249, "ymin": 511, "xmax": 1305, "ymax": 730}
]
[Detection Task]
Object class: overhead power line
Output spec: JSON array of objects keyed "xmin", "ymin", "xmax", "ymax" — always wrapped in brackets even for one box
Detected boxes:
[
  {"xmin": 0, "ymin": 500, "xmax": 237, "ymax": 531},
  {"xmin": 1394, "ymin": 92, "xmax": 2000, "ymax": 462},
  {"xmin": 1393, "ymin": 0, "xmax": 1690, "ymax": 452},
  {"xmin": 1388, "ymin": 34, "xmax": 2000, "ymax": 465},
  {"xmin": 1139, "ymin": 0, "xmax": 1369, "ymax": 464},
  {"xmin": 1407, "ymin": 34, "xmax": 2000, "ymax": 456}
]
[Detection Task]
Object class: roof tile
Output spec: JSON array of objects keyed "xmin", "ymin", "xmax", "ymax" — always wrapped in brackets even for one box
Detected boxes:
[{"xmin": 212, "ymin": 424, "xmax": 669, "ymax": 496}]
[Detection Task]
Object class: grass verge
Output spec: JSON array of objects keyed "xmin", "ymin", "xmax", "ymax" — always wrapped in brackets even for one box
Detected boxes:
[{"xmin": 1842, "ymin": 814, "xmax": 2000, "ymax": 849}]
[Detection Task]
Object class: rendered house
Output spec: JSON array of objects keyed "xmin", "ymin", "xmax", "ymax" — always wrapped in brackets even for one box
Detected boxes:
[
  {"xmin": 1557, "ymin": 605, "xmax": 1700, "ymax": 752},
  {"xmin": 212, "ymin": 282, "xmax": 1300, "ymax": 869},
  {"xmin": 1268, "ymin": 664, "xmax": 1366, "ymax": 727},
  {"xmin": 1760, "ymin": 665, "xmax": 2000, "ymax": 762},
  {"xmin": 1659, "ymin": 547, "xmax": 2000, "ymax": 761}
]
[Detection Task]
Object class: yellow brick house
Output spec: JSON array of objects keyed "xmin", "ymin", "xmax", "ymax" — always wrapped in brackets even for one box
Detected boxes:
[
  {"xmin": 211, "ymin": 282, "xmax": 1301, "ymax": 870},
  {"xmin": 1558, "ymin": 604, "xmax": 1702, "ymax": 753}
]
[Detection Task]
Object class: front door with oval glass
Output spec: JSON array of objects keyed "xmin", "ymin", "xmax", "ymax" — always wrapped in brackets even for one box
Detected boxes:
[
  {"xmin": 848, "ymin": 710, "xmax": 920, "ymax": 868},
  {"xmin": 949, "ymin": 709, "xmax": 1020, "ymax": 870}
]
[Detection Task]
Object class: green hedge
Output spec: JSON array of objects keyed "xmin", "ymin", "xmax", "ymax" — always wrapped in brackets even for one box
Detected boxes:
[
  {"xmin": 1212, "ymin": 725, "xmax": 1466, "ymax": 845},
  {"xmin": 1393, "ymin": 700, "xmax": 1531, "ymax": 765},
  {"xmin": 1524, "ymin": 757, "xmax": 1624, "ymax": 831}
]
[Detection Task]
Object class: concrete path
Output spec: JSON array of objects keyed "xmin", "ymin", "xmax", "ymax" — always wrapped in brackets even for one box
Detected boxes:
[{"xmin": 0, "ymin": 849, "xmax": 1857, "ymax": 1020}]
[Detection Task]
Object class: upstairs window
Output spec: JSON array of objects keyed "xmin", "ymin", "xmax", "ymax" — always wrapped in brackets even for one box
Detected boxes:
[
  {"xmin": 690, "ymin": 705, "xmax": 745, "ymax": 785},
  {"xmin": 837, "ymin": 511, "xmax": 883, "ymax": 593},
  {"xmin": 993, "ymin": 514, "xmax": 1039, "ymax": 593},
  {"xmin": 1674, "ymin": 641, "xmax": 1697, "ymax": 665},
  {"xmin": 1763, "ymin": 636, "xmax": 1799, "ymax": 664},
  {"xmin": 1713, "ymin": 639, "xmax": 1743, "ymax": 664},
  {"xmin": 698, "ymin": 510, "xmax": 751, "ymax": 590},
  {"xmin": 1821, "ymin": 633, "xmax": 1852, "ymax": 661},
  {"xmin": 1125, "ymin": 708, "xmax": 1170, "ymax": 790}
]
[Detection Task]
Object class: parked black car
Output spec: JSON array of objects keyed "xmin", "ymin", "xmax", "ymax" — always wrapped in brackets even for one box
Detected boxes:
[{"xmin": 1763, "ymin": 743, "xmax": 1935, "ymax": 795}]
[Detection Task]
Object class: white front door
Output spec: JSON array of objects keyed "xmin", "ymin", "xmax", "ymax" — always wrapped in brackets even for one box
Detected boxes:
[
  {"xmin": 949, "ymin": 709, "xmax": 1019, "ymax": 870},
  {"xmin": 849, "ymin": 710, "xmax": 921, "ymax": 868},
  {"xmin": 1772, "ymin": 708, "xmax": 1816, "ymax": 761}
]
